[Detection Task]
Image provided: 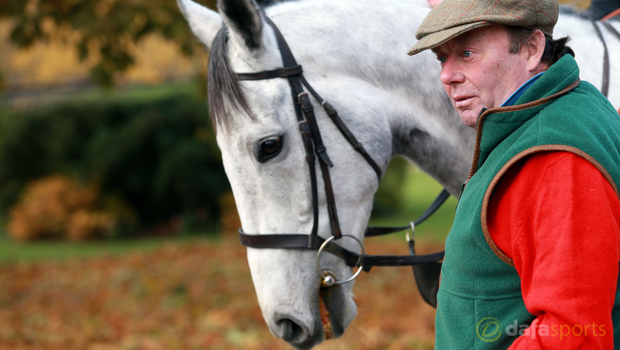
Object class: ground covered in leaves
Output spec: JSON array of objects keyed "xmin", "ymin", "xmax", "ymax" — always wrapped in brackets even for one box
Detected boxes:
[{"xmin": 0, "ymin": 236, "xmax": 440, "ymax": 350}]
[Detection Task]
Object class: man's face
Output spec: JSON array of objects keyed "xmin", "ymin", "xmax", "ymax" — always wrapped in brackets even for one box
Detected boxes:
[{"xmin": 432, "ymin": 25, "xmax": 534, "ymax": 128}]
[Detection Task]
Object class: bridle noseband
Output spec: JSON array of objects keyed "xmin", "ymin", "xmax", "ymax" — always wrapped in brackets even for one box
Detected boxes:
[{"xmin": 236, "ymin": 16, "xmax": 447, "ymax": 288}]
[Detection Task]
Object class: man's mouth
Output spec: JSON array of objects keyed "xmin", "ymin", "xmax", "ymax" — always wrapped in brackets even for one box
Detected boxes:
[{"xmin": 453, "ymin": 95, "xmax": 474, "ymax": 108}]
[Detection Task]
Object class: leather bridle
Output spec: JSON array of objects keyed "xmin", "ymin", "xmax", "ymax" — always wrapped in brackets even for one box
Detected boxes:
[{"xmin": 236, "ymin": 16, "xmax": 447, "ymax": 289}]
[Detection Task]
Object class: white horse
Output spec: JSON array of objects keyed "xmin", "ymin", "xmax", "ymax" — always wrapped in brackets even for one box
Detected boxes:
[{"xmin": 177, "ymin": 0, "xmax": 620, "ymax": 348}]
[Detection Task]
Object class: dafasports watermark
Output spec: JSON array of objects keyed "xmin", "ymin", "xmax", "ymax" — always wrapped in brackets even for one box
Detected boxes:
[{"xmin": 476, "ymin": 317, "xmax": 607, "ymax": 342}]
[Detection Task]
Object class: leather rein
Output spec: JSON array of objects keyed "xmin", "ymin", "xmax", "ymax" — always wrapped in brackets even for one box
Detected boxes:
[
  {"xmin": 592, "ymin": 13, "xmax": 620, "ymax": 98},
  {"xmin": 236, "ymin": 16, "xmax": 447, "ymax": 287}
]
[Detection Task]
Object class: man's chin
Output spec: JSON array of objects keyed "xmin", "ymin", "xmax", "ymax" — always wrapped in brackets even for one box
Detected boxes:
[{"xmin": 458, "ymin": 109, "xmax": 481, "ymax": 128}]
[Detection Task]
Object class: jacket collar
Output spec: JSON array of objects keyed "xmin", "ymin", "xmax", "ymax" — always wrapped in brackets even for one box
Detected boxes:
[{"xmin": 467, "ymin": 54, "xmax": 581, "ymax": 180}]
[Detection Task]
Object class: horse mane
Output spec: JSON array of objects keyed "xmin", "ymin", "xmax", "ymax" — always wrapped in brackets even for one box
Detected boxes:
[{"xmin": 207, "ymin": 27, "xmax": 255, "ymax": 130}]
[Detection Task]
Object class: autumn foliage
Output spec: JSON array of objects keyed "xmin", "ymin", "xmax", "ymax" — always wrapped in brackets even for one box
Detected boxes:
[
  {"xmin": 8, "ymin": 175, "xmax": 115, "ymax": 241},
  {"xmin": 218, "ymin": 191, "xmax": 241, "ymax": 234},
  {"xmin": 0, "ymin": 237, "xmax": 440, "ymax": 350},
  {"xmin": 0, "ymin": 0, "xmax": 217, "ymax": 87},
  {"xmin": 0, "ymin": 90, "xmax": 229, "ymax": 235}
]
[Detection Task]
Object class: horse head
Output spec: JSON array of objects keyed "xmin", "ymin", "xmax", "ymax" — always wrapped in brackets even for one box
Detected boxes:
[{"xmin": 177, "ymin": 0, "xmax": 409, "ymax": 348}]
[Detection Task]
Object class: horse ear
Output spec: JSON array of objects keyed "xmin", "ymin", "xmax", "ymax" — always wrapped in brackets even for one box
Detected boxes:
[
  {"xmin": 217, "ymin": 0, "xmax": 264, "ymax": 51},
  {"xmin": 177, "ymin": 0, "xmax": 223, "ymax": 49}
]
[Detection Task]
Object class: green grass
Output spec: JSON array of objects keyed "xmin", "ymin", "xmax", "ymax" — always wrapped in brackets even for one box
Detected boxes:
[
  {"xmin": 0, "ymin": 235, "xmax": 218, "ymax": 264},
  {"xmin": 369, "ymin": 165, "xmax": 457, "ymax": 244}
]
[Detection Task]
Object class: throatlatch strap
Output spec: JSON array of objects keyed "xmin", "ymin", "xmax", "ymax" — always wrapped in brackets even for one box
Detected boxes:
[{"xmin": 365, "ymin": 189, "xmax": 451, "ymax": 237}]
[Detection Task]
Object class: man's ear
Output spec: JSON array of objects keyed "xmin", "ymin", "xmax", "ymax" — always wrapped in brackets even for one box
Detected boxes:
[{"xmin": 526, "ymin": 29, "xmax": 547, "ymax": 72}]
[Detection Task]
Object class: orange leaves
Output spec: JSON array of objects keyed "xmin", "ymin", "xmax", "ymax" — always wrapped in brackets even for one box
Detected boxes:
[
  {"xmin": 67, "ymin": 209, "xmax": 115, "ymax": 241},
  {"xmin": 8, "ymin": 175, "xmax": 115, "ymax": 241},
  {"xmin": 0, "ymin": 236, "xmax": 440, "ymax": 349},
  {"xmin": 219, "ymin": 191, "xmax": 241, "ymax": 235}
]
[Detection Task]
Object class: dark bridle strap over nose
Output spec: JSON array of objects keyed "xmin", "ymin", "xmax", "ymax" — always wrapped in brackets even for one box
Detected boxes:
[
  {"xmin": 235, "ymin": 15, "xmax": 448, "ymax": 272},
  {"xmin": 239, "ymin": 188, "xmax": 449, "ymax": 270}
]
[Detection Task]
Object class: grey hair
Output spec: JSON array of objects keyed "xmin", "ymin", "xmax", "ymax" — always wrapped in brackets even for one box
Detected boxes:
[{"xmin": 207, "ymin": 27, "xmax": 255, "ymax": 131}]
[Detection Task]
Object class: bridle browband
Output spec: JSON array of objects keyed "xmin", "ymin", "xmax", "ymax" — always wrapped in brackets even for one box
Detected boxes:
[{"xmin": 236, "ymin": 16, "xmax": 447, "ymax": 286}]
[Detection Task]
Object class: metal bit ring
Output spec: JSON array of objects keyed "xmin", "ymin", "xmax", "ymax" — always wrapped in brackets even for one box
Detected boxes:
[{"xmin": 316, "ymin": 234, "xmax": 366, "ymax": 287}]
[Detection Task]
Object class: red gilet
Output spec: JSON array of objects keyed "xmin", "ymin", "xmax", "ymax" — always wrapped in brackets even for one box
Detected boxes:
[{"xmin": 488, "ymin": 151, "xmax": 620, "ymax": 349}]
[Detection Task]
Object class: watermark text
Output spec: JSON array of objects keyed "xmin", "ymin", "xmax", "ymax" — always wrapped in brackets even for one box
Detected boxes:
[{"xmin": 476, "ymin": 318, "xmax": 606, "ymax": 342}]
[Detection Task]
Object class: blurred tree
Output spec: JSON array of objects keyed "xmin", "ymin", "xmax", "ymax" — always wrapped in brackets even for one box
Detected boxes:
[
  {"xmin": 0, "ymin": 87, "xmax": 229, "ymax": 236},
  {"xmin": 0, "ymin": 0, "xmax": 216, "ymax": 87},
  {"xmin": 372, "ymin": 156, "xmax": 409, "ymax": 216},
  {"xmin": 0, "ymin": 0, "xmax": 597, "ymax": 89}
]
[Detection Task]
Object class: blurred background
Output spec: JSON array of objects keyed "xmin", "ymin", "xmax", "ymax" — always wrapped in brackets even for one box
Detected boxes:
[{"xmin": 0, "ymin": 0, "xmax": 596, "ymax": 349}]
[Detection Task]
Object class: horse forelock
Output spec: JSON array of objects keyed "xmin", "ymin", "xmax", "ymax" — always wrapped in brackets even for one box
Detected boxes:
[
  {"xmin": 208, "ymin": 27, "xmax": 256, "ymax": 131},
  {"xmin": 208, "ymin": 0, "xmax": 296, "ymax": 132}
]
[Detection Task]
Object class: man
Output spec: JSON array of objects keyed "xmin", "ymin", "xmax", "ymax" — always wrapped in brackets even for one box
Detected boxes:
[
  {"xmin": 428, "ymin": 0, "xmax": 620, "ymax": 21},
  {"xmin": 408, "ymin": 0, "xmax": 620, "ymax": 349}
]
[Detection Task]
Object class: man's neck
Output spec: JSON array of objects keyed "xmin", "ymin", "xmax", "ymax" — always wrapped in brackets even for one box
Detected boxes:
[{"xmin": 501, "ymin": 71, "xmax": 546, "ymax": 107}]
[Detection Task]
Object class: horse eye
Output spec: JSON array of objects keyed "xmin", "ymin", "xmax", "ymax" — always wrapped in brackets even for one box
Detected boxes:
[{"xmin": 258, "ymin": 137, "xmax": 283, "ymax": 163}]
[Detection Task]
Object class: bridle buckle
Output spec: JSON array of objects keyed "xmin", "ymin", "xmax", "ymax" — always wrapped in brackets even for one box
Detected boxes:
[{"xmin": 297, "ymin": 91, "xmax": 310, "ymax": 104}]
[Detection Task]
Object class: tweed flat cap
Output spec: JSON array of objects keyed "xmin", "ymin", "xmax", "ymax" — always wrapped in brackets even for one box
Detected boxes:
[{"xmin": 408, "ymin": 0, "xmax": 559, "ymax": 56}]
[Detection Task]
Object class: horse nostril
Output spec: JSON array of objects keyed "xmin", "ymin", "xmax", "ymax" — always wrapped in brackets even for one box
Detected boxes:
[{"xmin": 277, "ymin": 318, "xmax": 306, "ymax": 343}]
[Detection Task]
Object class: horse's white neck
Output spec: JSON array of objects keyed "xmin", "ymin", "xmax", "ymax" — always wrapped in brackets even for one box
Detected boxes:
[{"xmin": 264, "ymin": 0, "xmax": 475, "ymax": 195}]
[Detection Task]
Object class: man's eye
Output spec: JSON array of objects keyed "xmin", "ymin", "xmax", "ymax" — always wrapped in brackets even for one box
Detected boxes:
[
  {"xmin": 437, "ymin": 56, "xmax": 447, "ymax": 64},
  {"xmin": 463, "ymin": 50, "xmax": 472, "ymax": 58}
]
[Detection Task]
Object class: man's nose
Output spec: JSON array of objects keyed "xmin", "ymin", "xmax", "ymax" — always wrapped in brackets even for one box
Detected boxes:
[{"xmin": 440, "ymin": 58, "xmax": 465, "ymax": 86}]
